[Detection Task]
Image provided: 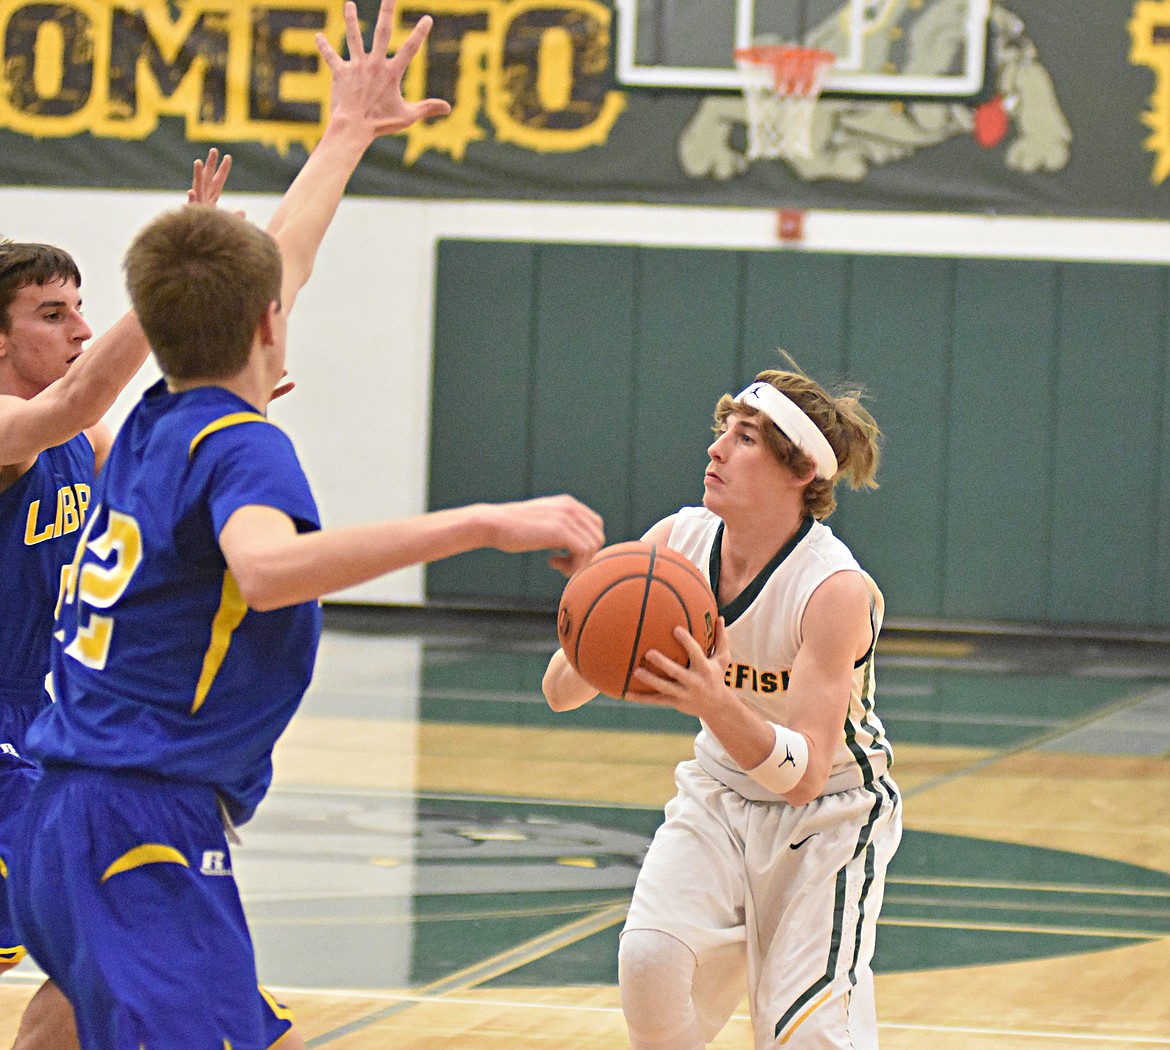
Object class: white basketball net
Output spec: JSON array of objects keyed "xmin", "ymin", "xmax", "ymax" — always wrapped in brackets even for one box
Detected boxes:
[{"xmin": 734, "ymin": 47, "xmax": 835, "ymax": 161}]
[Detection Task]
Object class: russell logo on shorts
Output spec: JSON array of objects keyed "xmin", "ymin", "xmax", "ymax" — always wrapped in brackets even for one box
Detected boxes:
[{"xmin": 200, "ymin": 850, "xmax": 233, "ymax": 876}]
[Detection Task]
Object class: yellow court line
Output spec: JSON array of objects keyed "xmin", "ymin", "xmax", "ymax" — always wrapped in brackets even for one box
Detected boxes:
[
  {"xmin": 880, "ymin": 916, "xmax": 1167, "ymax": 940},
  {"xmin": 889, "ymin": 875, "xmax": 1170, "ymax": 898},
  {"xmin": 881, "ymin": 1021, "xmax": 1170, "ymax": 1045},
  {"xmin": 412, "ymin": 902, "xmax": 628, "ymax": 996},
  {"xmin": 877, "ymin": 639, "xmax": 976, "ymax": 658}
]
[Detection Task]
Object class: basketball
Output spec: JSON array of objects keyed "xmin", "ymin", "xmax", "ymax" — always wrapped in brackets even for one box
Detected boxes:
[{"xmin": 557, "ymin": 541, "xmax": 718, "ymax": 699}]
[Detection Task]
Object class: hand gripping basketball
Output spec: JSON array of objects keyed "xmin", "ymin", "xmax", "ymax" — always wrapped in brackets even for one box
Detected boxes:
[{"xmin": 557, "ymin": 541, "xmax": 718, "ymax": 700}]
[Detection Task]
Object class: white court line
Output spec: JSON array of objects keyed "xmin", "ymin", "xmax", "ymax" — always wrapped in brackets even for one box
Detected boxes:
[
  {"xmin": 14, "ymin": 959, "xmax": 1163, "ymax": 1045},
  {"xmin": 267, "ymin": 783, "xmax": 664, "ymax": 811},
  {"xmin": 264, "ymin": 986, "xmax": 1170, "ymax": 1044}
]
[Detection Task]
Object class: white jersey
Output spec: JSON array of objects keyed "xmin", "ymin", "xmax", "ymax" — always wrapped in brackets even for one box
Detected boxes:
[{"xmin": 668, "ymin": 506, "xmax": 891, "ymax": 801}]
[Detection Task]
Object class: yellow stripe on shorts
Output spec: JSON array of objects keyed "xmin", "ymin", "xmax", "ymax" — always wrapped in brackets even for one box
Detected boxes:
[
  {"xmin": 0, "ymin": 944, "xmax": 26, "ymax": 966},
  {"xmin": 101, "ymin": 843, "xmax": 190, "ymax": 883},
  {"xmin": 259, "ymin": 984, "xmax": 296, "ymax": 1023}
]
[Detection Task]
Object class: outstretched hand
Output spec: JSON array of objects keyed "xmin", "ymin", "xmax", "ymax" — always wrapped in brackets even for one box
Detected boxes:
[
  {"xmin": 315, "ymin": 0, "xmax": 451, "ymax": 140},
  {"xmin": 187, "ymin": 148, "xmax": 232, "ymax": 206},
  {"xmin": 489, "ymin": 495, "xmax": 605, "ymax": 578}
]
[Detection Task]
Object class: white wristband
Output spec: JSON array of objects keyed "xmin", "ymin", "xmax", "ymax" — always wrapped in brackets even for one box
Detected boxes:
[{"xmin": 747, "ymin": 723, "xmax": 809, "ymax": 795}]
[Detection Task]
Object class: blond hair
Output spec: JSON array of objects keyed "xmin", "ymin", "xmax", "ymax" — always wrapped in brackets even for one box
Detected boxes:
[{"xmin": 714, "ymin": 356, "xmax": 881, "ymax": 520}]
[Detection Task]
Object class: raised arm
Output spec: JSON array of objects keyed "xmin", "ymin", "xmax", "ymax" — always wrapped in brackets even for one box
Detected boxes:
[
  {"xmin": 266, "ymin": 0, "xmax": 450, "ymax": 314},
  {"xmin": 0, "ymin": 312, "xmax": 149, "ymax": 469},
  {"xmin": 0, "ymin": 149, "xmax": 234, "ymax": 469},
  {"xmin": 188, "ymin": 147, "xmax": 233, "ymax": 206}
]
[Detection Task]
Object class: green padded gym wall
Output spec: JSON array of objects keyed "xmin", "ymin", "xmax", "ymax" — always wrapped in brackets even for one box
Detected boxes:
[{"xmin": 427, "ymin": 240, "xmax": 1170, "ymax": 631}]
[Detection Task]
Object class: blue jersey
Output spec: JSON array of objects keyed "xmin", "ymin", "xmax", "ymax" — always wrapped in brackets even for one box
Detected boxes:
[
  {"xmin": 0, "ymin": 433, "xmax": 94, "ymax": 708},
  {"xmin": 0, "ymin": 432, "xmax": 94, "ymax": 963},
  {"xmin": 28, "ymin": 379, "xmax": 323, "ymax": 825}
]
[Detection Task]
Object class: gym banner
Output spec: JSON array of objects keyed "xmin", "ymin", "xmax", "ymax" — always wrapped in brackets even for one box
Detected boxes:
[{"xmin": 0, "ymin": 0, "xmax": 1166, "ymax": 218}]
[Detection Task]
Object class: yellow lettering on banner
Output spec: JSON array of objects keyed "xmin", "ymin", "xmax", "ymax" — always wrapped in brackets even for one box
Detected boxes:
[
  {"xmin": 0, "ymin": 1, "xmax": 96, "ymax": 134},
  {"xmin": 0, "ymin": 0, "xmax": 342, "ymax": 152},
  {"xmin": 0, "ymin": 0, "xmax": 625, "ymax": 159},
  {"xmin": 32, "ymin": 16, "xmax": 64, "ymax": 99},
  {"xmin": 1130, "ymin": 0, "xmax": 1170, "ymax": 183},
  {"xmin": 487, "ymin": 0, "xmax": 625, "ymax": 152},
  {"xmin": 398, "ymin": 0, "xmax": 625, "ymax": 160},
  {"xmin": 399, "ymin": 3, "xmax": 491, "ymax": 163}
]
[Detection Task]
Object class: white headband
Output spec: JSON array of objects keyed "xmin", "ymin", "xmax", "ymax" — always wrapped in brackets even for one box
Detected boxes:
[{"xmin": 733, "ymin": 382, "xmax": 838, "ymax": 480}]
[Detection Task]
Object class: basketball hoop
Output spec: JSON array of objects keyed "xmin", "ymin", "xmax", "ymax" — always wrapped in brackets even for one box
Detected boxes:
[{"xmin": 733, "ymin": 45, "xmax": 835, "ymax": 161}]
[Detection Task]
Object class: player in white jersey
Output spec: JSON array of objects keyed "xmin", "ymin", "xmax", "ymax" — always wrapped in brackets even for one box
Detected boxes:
[{"xmin": 544, "ymin": 364, "xmax": 901, "ymax": 1049}]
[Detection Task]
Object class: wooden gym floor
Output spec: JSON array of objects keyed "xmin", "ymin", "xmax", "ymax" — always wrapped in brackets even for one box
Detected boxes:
[{"xmin": 3, "ymin": 606, "xmax": 1169, "ymax": 1049}]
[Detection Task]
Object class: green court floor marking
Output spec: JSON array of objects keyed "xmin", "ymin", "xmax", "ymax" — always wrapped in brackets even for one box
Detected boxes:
[
  {"xmin": 902, "ymin": 683, "xmax": 1169, "ymax": 799},
  {"xmin": 304, "ymin": 902, "xmax": 628, "ymax": 1047}
]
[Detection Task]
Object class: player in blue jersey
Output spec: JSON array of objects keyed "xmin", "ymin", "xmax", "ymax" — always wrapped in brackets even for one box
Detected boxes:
[
  {"xmin": 6, "ymin": 4, "xmax": 604, "ymax": 1048},
  {"xmin": 0, "ymin": 152, "xmax": 234, "ymax": 1049},
  {"xmin": 1, "ymin": 1, "xmax": 460, "ymax": 1045}
]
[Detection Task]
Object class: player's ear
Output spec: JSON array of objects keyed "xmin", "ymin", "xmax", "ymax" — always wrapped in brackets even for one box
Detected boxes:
[
  {"xmin": 256, "ymin": 300, "xmax": 280, "ymax": 346},
  {"xmin": 793, "ymin": 461, "xmax": 818, "ymax": 487}
]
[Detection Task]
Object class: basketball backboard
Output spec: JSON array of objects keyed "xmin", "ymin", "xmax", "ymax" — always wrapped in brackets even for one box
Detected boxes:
[{"xmin": 614, "ymin": 0, "xmax": 992, "ymax": 97}]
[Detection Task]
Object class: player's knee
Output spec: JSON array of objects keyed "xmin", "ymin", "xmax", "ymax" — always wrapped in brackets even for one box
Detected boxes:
[
  {"xmin": 619, "ymin": 929, "xmax": 701, "ymax": 1044},
  {"xmin": 270, "ymin": 1025, "xmax": 307, "ymax": 1050},
  {"xmin": 12, "ymin": 979, "xmax": 79, "ymax": 1050}
]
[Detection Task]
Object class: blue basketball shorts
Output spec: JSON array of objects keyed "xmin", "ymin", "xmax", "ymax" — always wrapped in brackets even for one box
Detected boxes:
[
  {"xmin": 0, "ymin": 694, "xmax": 45, "ymax": 970},
  {"xmin": 9, "ymin": 766, "xmax": 294, "ymax": 1049}
]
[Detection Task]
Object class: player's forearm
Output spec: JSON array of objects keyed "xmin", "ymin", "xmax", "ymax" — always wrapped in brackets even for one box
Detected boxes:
[
  {"xmin": 699, "ymin": 693, "xmax": 777, "ymax": 774},
  {"xmin": 62, "ymin": 311, "xmax": 151, "ymax": 411},
  {"xmin": 231, "ymin": 504, "xmax": 499, "ymax": 611},
  {"xmin": 265, "ymin": 117, "xmax": 372, "ymax": 312},
  {"xmin": 2, "ymin": 312, "xmax": 149, "ymax": 461},
  {"xmin": 542, "ymin": 650, "xmax": 599, "ymax": 711},
  {"xmin": 703, "ymin": 699, "xmax": 826, "ymax": 806}
]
